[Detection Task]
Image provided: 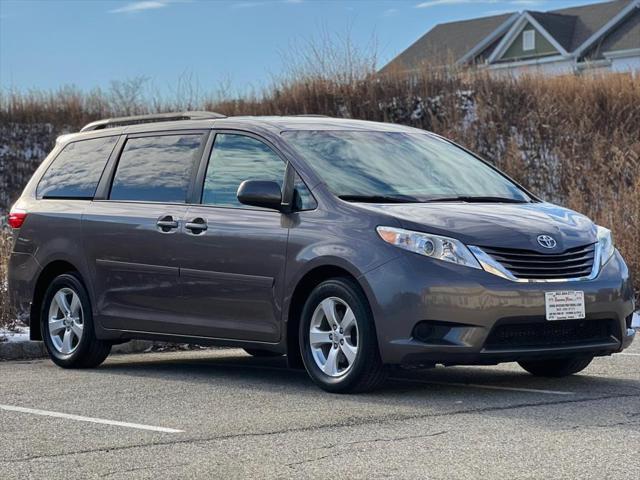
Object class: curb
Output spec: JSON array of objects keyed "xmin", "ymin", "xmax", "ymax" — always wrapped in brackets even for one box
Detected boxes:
[{"xmin": 0, "ymin": 340, "xmax": 155, "ymax": 361}]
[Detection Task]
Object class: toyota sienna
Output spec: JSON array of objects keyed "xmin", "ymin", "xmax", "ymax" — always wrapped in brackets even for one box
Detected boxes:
[{"xmin": 7, "ymin": 112, "xmax": 636, "ymax": 392}]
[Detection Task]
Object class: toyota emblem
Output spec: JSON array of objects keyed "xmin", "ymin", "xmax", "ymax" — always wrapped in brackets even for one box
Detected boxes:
[{"xmin": 537, "ymin": 235, "xmax": 557, "ymax": 249}]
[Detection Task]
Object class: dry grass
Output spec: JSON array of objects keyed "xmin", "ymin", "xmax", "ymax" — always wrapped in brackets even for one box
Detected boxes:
[
  {"xmin": 0, "ymin": 69, "xmax": 638, "ymax": 327},
  {"xmin": 0, "ymin": 229, "xmax": 13, "ymax": 330}
]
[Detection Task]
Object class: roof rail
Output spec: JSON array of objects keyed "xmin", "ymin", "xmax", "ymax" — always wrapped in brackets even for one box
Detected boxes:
[{"xmin": 80, "ymin": 111, "xmax": 226, "ymax": 132}]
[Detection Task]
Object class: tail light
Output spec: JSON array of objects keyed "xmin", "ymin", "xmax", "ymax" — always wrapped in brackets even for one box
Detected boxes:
[{"xmin": 8, "ymin": 208, "xmax": 27, "ymax": 229}]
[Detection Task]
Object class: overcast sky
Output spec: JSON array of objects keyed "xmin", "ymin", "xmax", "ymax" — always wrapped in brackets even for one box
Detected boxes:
[{"xmin": 0, "ymin": 0, "xmax": 602, "ymax": 96}]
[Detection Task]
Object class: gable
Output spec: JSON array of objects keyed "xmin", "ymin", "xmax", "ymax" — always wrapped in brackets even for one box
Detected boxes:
[
  {"xmin": 582, "ymin": 8, "xmax": 640, "ymax": 60},
  {"xmin": 552, "ymin": 0, "xmax": 635, "ymax": 52},
  {"xmin": 379, "ymin": 13, "xmax": 516, "ymax": 72},
  {"xmin": 499, "ymin": 22, "xmax": 560, "ymax": 61},
  {"xmin": 528, "ymin": 12, "xmax": 577, "ymax": 51},
  {"xmin": 380, "ymin": 0, "xmax": 638, "ymax": 73}
]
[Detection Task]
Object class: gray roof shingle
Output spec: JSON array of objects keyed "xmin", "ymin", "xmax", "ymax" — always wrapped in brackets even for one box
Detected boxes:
[
  {"xmin": 528, "ymin": 12, "xmax": 577, "ymax": 52},
  {"xmin": 583, "ymin": 8, "xmax": 640, "ymax": 58},
  {"xmin": 549, "ymin": 0, "xmax": 635, "ymax": 51},
  {"xmin": 380, "ymin": 13, "xmax": 514, "ymax": 72}
]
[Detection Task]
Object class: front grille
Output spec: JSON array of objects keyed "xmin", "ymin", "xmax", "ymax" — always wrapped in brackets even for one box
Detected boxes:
[
  {"xmin": 481, "ymin": 243, "xmax": 596, "ymax": 280},
  {"xmin": 485, "ymin": 319, "xmax": 615, "ymax": 350}
]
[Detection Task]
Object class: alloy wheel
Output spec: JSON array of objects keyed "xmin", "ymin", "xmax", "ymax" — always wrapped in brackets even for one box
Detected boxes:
[
  {"xmin": 48, "ymin": 287, "xmax": 84, "ymax": 355},
  {"xmin": 309, "ymin": 296, "xmax": 359, "ymax": 377}
]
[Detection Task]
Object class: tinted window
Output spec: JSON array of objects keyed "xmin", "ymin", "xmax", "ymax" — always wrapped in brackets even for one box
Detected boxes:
[
  {"xmin": 202, "ymin": 134, "xmax": 286, "ymax": 208},
  {"xmin": 37, "ymin": 136, "xmax": 118, "ymax": 199},
  {"xmin": 110, "ymin": 134, "xmax": 203, "ymax": 203}
]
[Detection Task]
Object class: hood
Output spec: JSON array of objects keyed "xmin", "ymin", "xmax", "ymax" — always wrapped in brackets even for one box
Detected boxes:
[{"xmin": 358, "ymin": 202, "xmax": 597, "ymax": 253}]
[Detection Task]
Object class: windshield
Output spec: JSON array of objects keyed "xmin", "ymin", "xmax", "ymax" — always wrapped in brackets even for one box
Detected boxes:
[{"xmin": 283, "ymin": 131, "xmax": 531, "ymax": 203}]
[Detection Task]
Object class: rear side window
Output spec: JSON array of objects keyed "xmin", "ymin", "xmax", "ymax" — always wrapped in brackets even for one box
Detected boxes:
[
  {"xmin": 37, "ymin": 136, "xmax": 118, "ymax": 199},
  {"xmin": 202, "ymin": 134, "xmax": 286, "ymax": 208},
  {"xmin": 110, "ymin": 134, "xmax": 204, "ymax": 203}
]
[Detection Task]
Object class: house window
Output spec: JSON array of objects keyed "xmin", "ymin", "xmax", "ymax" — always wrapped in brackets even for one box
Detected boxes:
[{"xmin": 523, "ymin": 30, "xmax": 535, "ymax": 51}]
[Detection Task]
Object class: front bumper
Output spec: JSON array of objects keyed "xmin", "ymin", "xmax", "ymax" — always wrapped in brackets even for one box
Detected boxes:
[{"xmin": 362, "ymin": 250, "xmax": 635, "ymax": 366}]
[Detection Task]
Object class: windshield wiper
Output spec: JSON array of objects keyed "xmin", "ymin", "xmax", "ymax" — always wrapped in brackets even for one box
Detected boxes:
[
  {"xmin": 425, "ymin": 196, "xmax": 530, "ymax": 204},
  {"xmin": 338, "ymin": 194, "xmax": 421, "ymax": 204}
]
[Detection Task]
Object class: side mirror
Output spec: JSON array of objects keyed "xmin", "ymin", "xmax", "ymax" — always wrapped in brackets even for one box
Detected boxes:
[{"xmin": 237, "ymin": 180, "xmax": 283, "ymax": 211}]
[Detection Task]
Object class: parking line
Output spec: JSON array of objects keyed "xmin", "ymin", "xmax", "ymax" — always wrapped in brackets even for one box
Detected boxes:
[
  {"xmin": 390, "ymin": 378, "xmax": 574, "ymax": 395},
  {"xmin": 619, "ymin": 353, "xmax": 640, "ymax": 357},
  {"xmin": 0, "ymin": 404, "xmax": 184, "ymax": 433}
]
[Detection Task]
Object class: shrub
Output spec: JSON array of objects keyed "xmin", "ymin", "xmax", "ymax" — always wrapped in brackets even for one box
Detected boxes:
[
  {"xmin": 0, "ymin": 70, "xmax": 638, "ymax": 317},
  {"xmin": 0, "ymin": 229, "xmax": 13, "ymax": 330}
]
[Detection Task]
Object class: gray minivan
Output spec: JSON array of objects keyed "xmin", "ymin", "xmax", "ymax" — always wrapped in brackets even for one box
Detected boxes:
[{"xmin": 7, "ymin": 112, "xmax": 636, "ymax": 393}]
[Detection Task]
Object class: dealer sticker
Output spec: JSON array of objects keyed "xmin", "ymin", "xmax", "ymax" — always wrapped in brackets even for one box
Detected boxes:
[{"xmin": 545, "ymin": 291, "xmax": 585, "ymax": 321}]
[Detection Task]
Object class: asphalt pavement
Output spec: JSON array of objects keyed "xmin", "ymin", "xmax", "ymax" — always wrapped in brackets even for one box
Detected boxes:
[{"xmin": 1, "ymin": 340, "xmax": 639, "ymax": 479}]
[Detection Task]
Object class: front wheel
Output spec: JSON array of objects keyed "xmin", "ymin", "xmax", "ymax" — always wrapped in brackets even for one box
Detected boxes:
[
  {"xmin": 518, "ymin": 356, "xmax": 593, "ymax": 377},
  {"xmin": 41, "ymin": 273, "xmax": 111, "ymax": 369},
  {"xmin": 299, "ymin": 277, "xmax": 386, "ymax": 393}
]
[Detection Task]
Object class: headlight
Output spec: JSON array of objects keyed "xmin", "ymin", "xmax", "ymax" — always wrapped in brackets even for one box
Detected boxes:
[
  {"xmin": 376, "ymin": 226, "xmax": 481, "ymax": 269},
  {"xmin": 596, "ymin": 225, "xmax": 615, "ymax": 267}
]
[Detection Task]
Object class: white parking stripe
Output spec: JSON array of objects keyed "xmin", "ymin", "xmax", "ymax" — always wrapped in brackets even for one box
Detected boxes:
[
  {"xmin": 619, "ymin": 353, "xmax": 640, "ymax": 357},
  {"xmin": 390, "ymin": 378, "xmax": 574, "ymax": 395},
  {"xmin": 0, "ymin": 404, "xmax": 183, "ymax": 433}
]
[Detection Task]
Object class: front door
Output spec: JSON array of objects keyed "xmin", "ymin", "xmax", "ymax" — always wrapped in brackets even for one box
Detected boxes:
[
  {"xmin": 84, "ymin": 131, "xmax": 207, "ymax": 333},
  {"xmin": 177, "ymin": 132, "xmax": 289, "ymax": 342}
]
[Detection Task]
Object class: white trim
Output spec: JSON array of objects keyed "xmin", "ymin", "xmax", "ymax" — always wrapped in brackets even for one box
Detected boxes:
[
  {"xmin": 486, "ymin": 54, "xmax": 569, "ymax": 70},
  {"xmin": 488, "ymin": 15, "xmax": 528, "ymax": 63},
  {"xmin": 525, "ymin": 13, "xmax": 570, "ymax": 56},
  {"xmin": 603, "ymin": 47, "xmax": 640, "ymax": 59},
  {"xmin": 574, "ymin": 0, "xmax": 640, "ymax": 59},
  {"xmin": 488, "ymin": 12, "xmax": 569, "ymax": 64},
  {"xmin": 456, "ymin": 13, "xmax": 520, "ymax": 65}
]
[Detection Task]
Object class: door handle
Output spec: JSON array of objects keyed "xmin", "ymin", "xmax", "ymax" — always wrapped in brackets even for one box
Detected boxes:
[
  {"xmin": 157, "ymin": 215, "xmax": 179, "ymax": 233},
  {"xmin": 185, "ymin": 218, "xmax": 208, "ymax": 234}
]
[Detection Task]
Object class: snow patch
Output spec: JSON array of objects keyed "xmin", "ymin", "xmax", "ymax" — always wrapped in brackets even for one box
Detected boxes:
[{"xmin": 0, "ymin": 326, "xmax": 29, "ymax": 343}]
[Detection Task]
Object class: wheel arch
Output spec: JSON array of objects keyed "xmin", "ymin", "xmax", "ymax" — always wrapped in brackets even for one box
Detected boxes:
[
  {"xmin": 29, "ymin": 260, "xmax": 83, "ymax": 341},
  {"xmin": 284, "ymin": 261, "xmax": 375, "ymax": 369}
]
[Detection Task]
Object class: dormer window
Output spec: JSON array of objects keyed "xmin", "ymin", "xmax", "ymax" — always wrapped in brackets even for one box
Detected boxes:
[{"xmin": 523, "ymin": 30, "xmax": 535, "ymax": 51}]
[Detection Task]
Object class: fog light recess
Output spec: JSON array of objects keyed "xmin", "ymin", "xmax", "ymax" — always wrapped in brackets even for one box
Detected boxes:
[{"xmin": 412, "ymin": 321, "xmax": 457, "ymax": 344}]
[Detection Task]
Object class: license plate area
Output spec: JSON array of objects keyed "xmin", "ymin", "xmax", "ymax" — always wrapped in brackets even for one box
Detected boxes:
[{"xmin": 545, "ymin": 291, "xmax": 585, "ymax": 321}]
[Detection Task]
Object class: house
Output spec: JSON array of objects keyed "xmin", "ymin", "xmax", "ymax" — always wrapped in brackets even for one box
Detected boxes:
[{"xmin": 381, "ymin": 0, "xmax": 640, "ymax": 76}]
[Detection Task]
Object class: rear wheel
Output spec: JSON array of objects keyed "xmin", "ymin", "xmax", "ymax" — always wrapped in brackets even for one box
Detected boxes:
[
  {"xmin": 243, "ymin": 348, "xmax": 283, "ymax": 357},
  {"xmin": 41, "ymin": 273, "xmax": 111, "ymax": 368},
  {"xmin": 299, "ymin": 277, "xmax": 386, "ymax": 393},
  {"xmin": 518, "ymin": 356, "xmax": 593, "ymax": 377}
]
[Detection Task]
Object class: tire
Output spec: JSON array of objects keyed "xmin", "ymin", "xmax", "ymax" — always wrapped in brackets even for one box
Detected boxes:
[
  {"xmin": 518, "ymin": 356, "xmax": 594, "ymax": 377},
  {"xmin": 41, "ymin": 273, "xmax": 111, "ymax": 369},
  {"xmin": 299, "ymin": 277, "xmax": 386, "ymax": 393},
  {"xmin": 243, "ymin": 348, "xmax": 283, "ymax": 357}
]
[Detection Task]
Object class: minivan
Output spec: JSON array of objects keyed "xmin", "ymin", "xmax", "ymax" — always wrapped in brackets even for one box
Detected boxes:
[{"xmin": 7, "ymin": 112, "xmax": 636, "ymax": 393}]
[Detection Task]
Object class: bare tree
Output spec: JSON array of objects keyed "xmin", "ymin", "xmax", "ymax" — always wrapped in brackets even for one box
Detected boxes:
[
  {"xmin": 277, "ymin": 22, "xmax": 379, "ymax": 85},
  {"xmin": 108, "ymin": 76, "xmax": 149, "ymax": 116}
]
